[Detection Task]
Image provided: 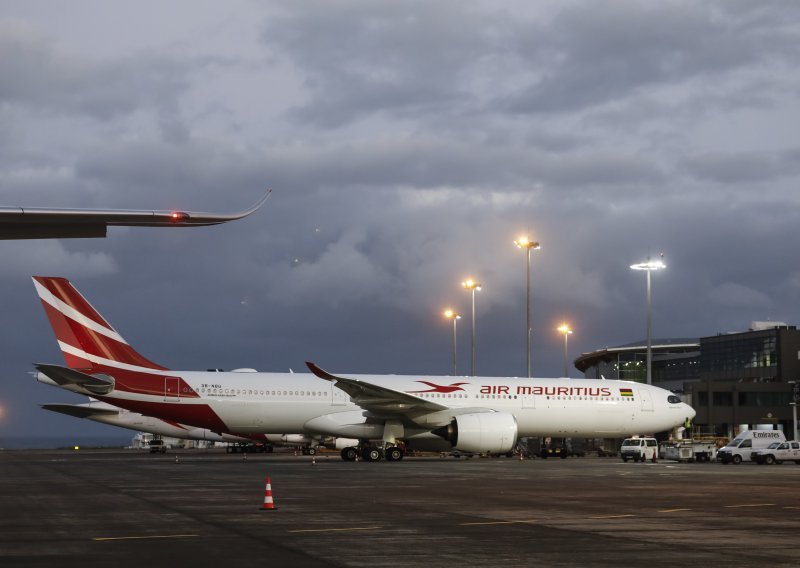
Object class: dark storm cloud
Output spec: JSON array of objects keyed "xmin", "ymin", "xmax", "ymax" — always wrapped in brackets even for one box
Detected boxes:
[
  {"xmin": 506, "ymin": 1, "xmax": 800, "ymax": 114},
  {"xmin": 260, "ymin": 0, "xmax": 504, "ymax": 127},
  {"xmin": 0, "ymin": 18, "xmax": 216, "ymax": 142},
  {"xmin": 684, "ymin": 148, "xmax": 800, "ymax": 184}
]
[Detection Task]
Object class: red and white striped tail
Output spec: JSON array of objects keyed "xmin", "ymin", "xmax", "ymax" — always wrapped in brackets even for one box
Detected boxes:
[
  {"xmin": 260, "ymin": 477, "xmax": 277, "ymax": 510},
  {"xmin": 32, "ymin": 276, "xmax": 167, "ymax": 372}
]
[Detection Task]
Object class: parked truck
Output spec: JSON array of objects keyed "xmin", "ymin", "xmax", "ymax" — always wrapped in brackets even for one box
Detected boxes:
[{"xmin": 751, "ymin": 440, "xmax": 800, "ymax": 464}]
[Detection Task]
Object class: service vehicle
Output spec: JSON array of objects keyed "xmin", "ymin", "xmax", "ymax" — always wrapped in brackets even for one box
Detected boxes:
[
  {"xmin": 717, "ymin": 430, "xmax": 786, "ymax": 464},
  {"xmin": 148, "ymin": 439, "xmax": 168, "ymax": 454},
  {"xmin": 752, "ymin": 440, "xmax": 800, "ymax": 465},
  {"xmin": 620, "ymin": 437, "xmax": 658, "ymax": 462},
  {"xmin": 659, "ymin": 439, "xmax": 717, "ymax": 462}
]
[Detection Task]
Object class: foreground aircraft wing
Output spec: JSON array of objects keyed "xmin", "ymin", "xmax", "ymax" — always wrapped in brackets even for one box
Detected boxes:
[
  {"xmin": 0, "ymin": 189, "xmax": 270, "ymax": 239},
  {"xmin": 40, "ymin": 403, "xmax": 119, "ymax": 419},
  {"xmin": 306, "ymin": 362, "xmax": 449, "ymax": 414}
]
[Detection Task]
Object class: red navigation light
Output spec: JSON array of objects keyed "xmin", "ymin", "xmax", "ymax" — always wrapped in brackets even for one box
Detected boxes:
[{"xmin": 170, "ymin": 211, "xmax": 190, "ymax": 222}]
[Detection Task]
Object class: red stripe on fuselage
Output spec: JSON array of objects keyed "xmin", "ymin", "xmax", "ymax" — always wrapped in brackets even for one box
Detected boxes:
[
  {"xmin": 89, "ymin": 367, "xmax": 199, "ymax": 398},
  {"xmin": 99, "ymin": 397, "xmax": 228, "ymax": 433}
]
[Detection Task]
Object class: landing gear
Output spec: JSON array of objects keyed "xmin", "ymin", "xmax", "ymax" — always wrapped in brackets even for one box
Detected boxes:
[
  {"xmin": 302, "ymin": 446, "xmax": 317, "ymax": 456},
  {"xmin": 341, "ymin": 446, "xmax": 358, "ymax": 461},
  {"xmin": 339, "ymin": 444, "xmax": 405, "ymax": 462},
  {"xmin": 362, "ymin": 447, "xmax": 383, "ymax": 462},
  {"xmin": 385, "ymin": 446, "xmax": 404, "ymax": 461}
]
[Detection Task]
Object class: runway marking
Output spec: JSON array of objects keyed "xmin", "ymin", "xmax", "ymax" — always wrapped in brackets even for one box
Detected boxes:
[
  {"xmin": 460, "ymin": 520, "xmax": 537, "ymax": 526},
  {"xmin": 658, "ymin": 508, "xmax": 692, "ymax": 513},
  {"xmin": 288, "ymin": 526, "xmax": 383, "ymax": 534},
  {"xmin": 589, "ymin": 514, "xmax": 636, "ymax": 519},
  {"xmin": 93, "ymin": 534, "xmax": 200, "ymax": 541},
  {"xmin": 783, "ymin": 506, "xmax": 800, "ymax": 510},
  {"xmin": 724, "ymin": 504, "xmax": 776, "ymax": 509}
]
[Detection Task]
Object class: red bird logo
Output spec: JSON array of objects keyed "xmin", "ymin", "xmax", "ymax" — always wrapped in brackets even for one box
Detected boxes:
[{"xmin": 408, "ymin": 381, "xmax": 469, "ymax": 393}]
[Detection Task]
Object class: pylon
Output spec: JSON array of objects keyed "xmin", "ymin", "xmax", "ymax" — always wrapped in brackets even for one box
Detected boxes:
[
  {"xmin": 519, "ymin": 451, "xmax": 523, "ymax": 461},
  {"xmin": 243, "ymin": 453, "xmax": 247, "ymax": 462},
  {"xmin": 311, "ymin": 456, "xmax": 316, "ymax": 465},
  {"xmin": 175, "ymin": 454, "xmax": 179, "ymax": 463},
  {"xmin": 260, "ymin": 477, "xmax": 277, "ymax": 510}
]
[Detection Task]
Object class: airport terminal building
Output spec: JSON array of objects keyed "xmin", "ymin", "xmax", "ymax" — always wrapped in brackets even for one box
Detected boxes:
[{"xmin": 575, "ymin": 322, "xmax": 800, "ymax": 438}]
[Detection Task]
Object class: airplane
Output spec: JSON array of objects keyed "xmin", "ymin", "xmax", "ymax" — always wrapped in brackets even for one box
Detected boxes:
[
  {"xmin": 42, "ymin": 397, "xmax": 351, "ymax": 455},
  {"xmin": 31, "ymin": 275, "xmax": 696, "ymax": 462},
  {"xmin": 0, "ymin": 190, "xmax": 270, "ymax": 239}
]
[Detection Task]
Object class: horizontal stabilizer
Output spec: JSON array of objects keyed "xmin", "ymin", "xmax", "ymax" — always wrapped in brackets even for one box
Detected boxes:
[
  {"xmin": 35, "ymin": 363, "xmax": 114, "ymax": 395},
  {"xmin": 40, "ymin": 403, "xmax": 119, "ymax": 419}
]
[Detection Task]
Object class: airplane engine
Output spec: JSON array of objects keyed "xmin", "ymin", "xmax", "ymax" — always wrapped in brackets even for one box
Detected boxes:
[{"xmin": 434, "ymin": 412, "xmax": 518, "ymax": 453}]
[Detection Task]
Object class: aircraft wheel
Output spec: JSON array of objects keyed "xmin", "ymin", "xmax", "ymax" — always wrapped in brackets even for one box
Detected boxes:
[
  {"xmin": 307, "ymin": 447, "xmax": 317, "ymax": 456},
  {"xmin": 386, "ymin": 447, "xmax": 403, "ymax": 461},
  {"xmin": 363, "ymin": 448, "xmax": 383, "ymax": 462},
  {"xmin": 341, "ymin": 447, "xmax": 357, "ymax": 461}
]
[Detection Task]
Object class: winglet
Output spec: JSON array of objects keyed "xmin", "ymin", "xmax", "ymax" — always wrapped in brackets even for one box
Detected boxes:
[{"xmin": 306, "ymin": 361, "xmax": 339, "ymax": 382}]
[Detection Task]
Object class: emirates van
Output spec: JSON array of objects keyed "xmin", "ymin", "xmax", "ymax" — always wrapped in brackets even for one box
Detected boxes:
[{"xmin": 717, "ymin": 430, "xmax": 786, "ymax": 464}]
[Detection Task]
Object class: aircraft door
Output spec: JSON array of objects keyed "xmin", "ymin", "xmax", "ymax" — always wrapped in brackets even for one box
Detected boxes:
[
  {"xmin": 164, "ymin": 377, "xmax": 180, "ymax": 402},
  {"xmin": 640, "ymin": 387, "xmax": 653, "ymax": 412}
]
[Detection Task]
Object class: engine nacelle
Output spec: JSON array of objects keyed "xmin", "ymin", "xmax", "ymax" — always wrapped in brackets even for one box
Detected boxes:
[{"xmin": 434, "ymin": 412, "xmax": 518, "ymax": 453}]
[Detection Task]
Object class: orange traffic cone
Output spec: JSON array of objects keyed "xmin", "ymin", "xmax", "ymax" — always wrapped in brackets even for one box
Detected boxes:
[{"xmin": 260, "ymin": 477, "xmax": 277, "ymax": 510}]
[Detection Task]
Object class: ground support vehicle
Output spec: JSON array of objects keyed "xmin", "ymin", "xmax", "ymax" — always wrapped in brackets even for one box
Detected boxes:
[
  {"xmin": 718, "ymin": 430, "xmax": 786, "ymax": 464},
  {"xmin": 752, "ymin": 441, "xmax": 800, "ymax": 464},
  {"xmin": 620, "ymin": 437, "xmax": 658, "ymax": 462},
  {"xmin": 659, "ymin": 439, "xmax": 717, "ymax": 462},
  {"xmin": 148, "ymin": 439, "xmax": 167, "ymax": 453}
]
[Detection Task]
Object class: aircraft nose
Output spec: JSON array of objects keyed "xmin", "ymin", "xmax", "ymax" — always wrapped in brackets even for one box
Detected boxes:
[{"xmin": 685, "ymin": 403, "xmax": 697, "ymax": 420}]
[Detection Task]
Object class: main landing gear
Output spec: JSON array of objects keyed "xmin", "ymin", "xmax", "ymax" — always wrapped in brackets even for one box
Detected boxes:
[{"xmin": 340, "ymin": 444, "xmax": 405, "ymax": 462}]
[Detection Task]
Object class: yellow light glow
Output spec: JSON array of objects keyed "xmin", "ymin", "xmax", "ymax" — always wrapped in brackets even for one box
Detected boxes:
[
  {"xmin": 514, "ymin": 237, "xmax": 541, "ymax": 250},
  {"xmin": 462, "ymin": 278, "xmax": 481, "ymax": 291},
  {"xmin": 444, "ymin": 309, "xmax": 461, "ymax": 320},
  {"xmin": 558, "ymin": 323, "xmax": 573, "ymax": 335}
]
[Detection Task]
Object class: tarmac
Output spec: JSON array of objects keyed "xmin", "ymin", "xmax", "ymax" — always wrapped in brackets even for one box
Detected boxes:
[{"xmin": 1, "ymin": 448, "xmax": 799, "ymax": 567}]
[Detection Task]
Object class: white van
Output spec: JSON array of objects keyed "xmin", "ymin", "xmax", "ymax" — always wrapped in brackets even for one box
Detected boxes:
[
  {"xmin": 620, "ymin": 437, "xmax": 658, "ymax": 462},
  {"xmin": 717, "ymin": 430, "xmax": 786, "ymax": 464}
]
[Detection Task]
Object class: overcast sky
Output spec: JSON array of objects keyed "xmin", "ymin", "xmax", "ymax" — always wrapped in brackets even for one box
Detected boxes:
[{"xmin": 2, "ymin": 1, "xmax": 800, "ymax": 442}]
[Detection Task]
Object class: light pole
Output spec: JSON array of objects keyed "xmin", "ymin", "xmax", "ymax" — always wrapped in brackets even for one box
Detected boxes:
[
  {"xmin": 790, "ymin": 382, "xmax": 800, "ymax": 441},
  {"xmin": 443, "ymin": 310, "xmax": 461, "ymax": 376},
  {"xmin": 461, "ymin": 278, "xmax": 481, "ymax": 377},
  {"xmin": 557, "ymin": 323, "xmax": 573, "ymax": 378},
  {"xmin": 514, "ymin": 237, "xmax": 540, "ymax": 378},
  {"xmin": 630, "ymin": 255, "xmax": 666, "ymax": 385}
]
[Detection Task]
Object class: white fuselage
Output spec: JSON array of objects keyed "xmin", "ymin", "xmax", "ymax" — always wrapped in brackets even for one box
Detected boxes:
[{"xmin": 41, "ymin": 370, "xmax": 694, "ymax": 440}]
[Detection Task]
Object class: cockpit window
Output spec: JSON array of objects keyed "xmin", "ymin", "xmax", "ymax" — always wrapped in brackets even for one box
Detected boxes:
[{"xmin": 667, "ymin": 395, "xmax": 681, "ymax": 404}]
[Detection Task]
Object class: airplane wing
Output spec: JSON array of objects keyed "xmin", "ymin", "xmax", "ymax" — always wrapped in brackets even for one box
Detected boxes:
[
  {"xmin": 0, "ymin": 189, "xmax": 270, "ymax": 239},
  {"xmin": 40, "ymin": 403, "xmax": 119, "ymax": 419},
  {"xmin": 306, "ymin": 362, "xmax": 449, "ymax": 414}
]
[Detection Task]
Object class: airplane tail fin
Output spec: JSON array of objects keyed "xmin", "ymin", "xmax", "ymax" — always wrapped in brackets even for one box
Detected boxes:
[{"xmin": 32, "ymin": 276, "xmax": 168, "ymax": 372}]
